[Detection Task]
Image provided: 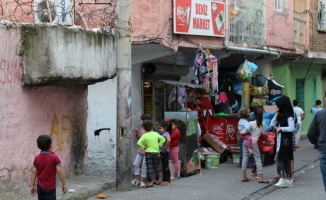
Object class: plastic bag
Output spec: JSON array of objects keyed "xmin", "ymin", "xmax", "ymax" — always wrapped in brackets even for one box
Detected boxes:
[
  {"xmin": 247, "ymin": 61, "xmax": 258, "ymax": 72},
  {"xmin": 236, "ymin": 60, "xmax": 253, "ymax": 82},
  {"xmin": 257, "ymin": 132, "xmax": 275, "ymax": 155}
]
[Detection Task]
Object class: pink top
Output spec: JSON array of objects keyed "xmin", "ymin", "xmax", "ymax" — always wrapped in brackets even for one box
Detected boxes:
[{"xmin": 136, "ymin": 128, "xmax": 146, "ymax": 154}]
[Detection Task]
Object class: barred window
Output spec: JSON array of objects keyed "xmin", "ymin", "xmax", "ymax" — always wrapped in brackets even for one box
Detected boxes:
[
  {"xmin": 274, "ymin": 0, "xmax": 284, "ymax": 13},
  {"xmin": 318, "ymin": 0, "xmax": 326, "ymax": 31}
]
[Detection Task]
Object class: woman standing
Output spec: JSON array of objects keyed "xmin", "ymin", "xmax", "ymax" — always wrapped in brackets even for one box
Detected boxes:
[
  {"xmin": 241, "ymin": 107, "xmax": 269, "ymax": 183},
  {"xmin": 271, "ymin": 95, "xmax": 295, "ymax": 188}
]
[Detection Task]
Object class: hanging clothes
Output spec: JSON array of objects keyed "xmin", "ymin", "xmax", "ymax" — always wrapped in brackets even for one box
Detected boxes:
[
  {"xmin": 192, "ymin": 48, "xmax": 218, "ymax": 95},
  {"xmin": 210, "ymin": 55, "xmax": 218, "ymax": 93},
  {"xmin": 168, "ymin": 86, "xmax": 187, "ymax": 111}
]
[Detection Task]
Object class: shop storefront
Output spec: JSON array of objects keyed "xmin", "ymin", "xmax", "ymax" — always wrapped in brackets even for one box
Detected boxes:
[{"xmin": 140, "ymin": 47, "xmax": 285, "ymax": 175}]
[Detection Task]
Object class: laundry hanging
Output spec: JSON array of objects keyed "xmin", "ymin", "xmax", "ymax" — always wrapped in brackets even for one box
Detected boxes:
[{"xmin": 192, "ymin": 48, "xmax": 218, "ymax": 94}]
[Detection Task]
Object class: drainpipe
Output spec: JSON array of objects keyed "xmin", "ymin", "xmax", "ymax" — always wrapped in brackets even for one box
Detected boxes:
[{"xmin": 224, "ymin": 0, "xmax": 279, "ymax": 57}]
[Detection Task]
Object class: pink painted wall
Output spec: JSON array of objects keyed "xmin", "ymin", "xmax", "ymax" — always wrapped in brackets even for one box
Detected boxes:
[
  {"xmin": 2, "ymin": 0, "xmax": 225, "ymax": 49},
  {"xmin": 131, "ymin": 0, "xmax": 224, "ymax": 50},
  {"xmin": 265, "ymin": 0, "xmax": 295, "ymax": 50},
  {"xmin": 0, "ymin": 27, "xmax": 88, "ymax": 187}
]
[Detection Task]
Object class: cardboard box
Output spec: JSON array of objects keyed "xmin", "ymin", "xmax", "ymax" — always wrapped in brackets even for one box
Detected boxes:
[
  {"xmin": 202, "ymin": 133, "xmax": 225, "ymax": 154},
  {"xmin": 263, "ymin": 105, "xmax": 276, "ymax": 113}
]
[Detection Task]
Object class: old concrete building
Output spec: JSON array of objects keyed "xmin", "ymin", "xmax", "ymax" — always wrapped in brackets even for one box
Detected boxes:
[
  {"xmin": 272, "ymin": 0, "xmax": 326, "ymax": 134},
  {"xmin": 0, "ymin": 4, "xmax": 118, "ymax": 188},
  {"xmin": 2, "ymin": 0, "xmax": 326, "ymax": 190}
]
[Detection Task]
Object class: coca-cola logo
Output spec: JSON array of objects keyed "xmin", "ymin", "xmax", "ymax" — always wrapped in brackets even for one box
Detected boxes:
[
  {"xmin": 213, "ymin": 125, "xmax": 223, "ymax": 134},
  {"xmin": 226, "ymin": 124, "xmax": 235, "ymax": 138},
  {"xmin": 270, "ymin": 89, "xmax": 281, "ymax": 96}
]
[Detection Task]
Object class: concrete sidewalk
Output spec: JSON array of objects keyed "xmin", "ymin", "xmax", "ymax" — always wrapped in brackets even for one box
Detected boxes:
[
  {"xmin": 1, "ymin": 138, "xmax": 324, "ymax": 200},
  {"xmin": 0, "ymin": 176, "xmax": 115, "ymax": 200}
]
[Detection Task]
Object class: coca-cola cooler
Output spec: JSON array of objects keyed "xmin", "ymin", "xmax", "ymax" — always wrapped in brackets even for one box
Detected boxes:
[{"xmin": 212, "ymin": 117, "xmax": 239, "ymax": 145}]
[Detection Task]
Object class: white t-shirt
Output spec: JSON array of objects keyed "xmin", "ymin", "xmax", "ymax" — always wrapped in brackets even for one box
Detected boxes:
[
  {"xmin": 293, "ymin": 106, "xmax": 304, "ymax": 124},
  {"xmin": 248, "ymin": 121, "xmax": 265, "ymax": 145}
]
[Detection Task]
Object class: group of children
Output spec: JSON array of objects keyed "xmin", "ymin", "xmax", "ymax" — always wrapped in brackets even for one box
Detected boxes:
[
  {"xmin": 133, "ymin": 114, "xmax": 181, "ymax": 188},
  {"xmin": 28, "ymin": 115, "xmax": 181, "ymax": 199}
]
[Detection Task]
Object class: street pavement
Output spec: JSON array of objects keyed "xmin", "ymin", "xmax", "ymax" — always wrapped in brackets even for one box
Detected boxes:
[
  {"xmin": 87, "ymin": 138, "xmax": 325, "ymax": 200},
  {"xmin": 1, "ymin": 138, "xmax": 324, "ymax": 200}
]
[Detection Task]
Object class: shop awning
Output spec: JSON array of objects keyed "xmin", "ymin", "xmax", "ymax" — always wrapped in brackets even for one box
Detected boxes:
[{"xmin": 159, "ymin": 80, "xmax": 203, "ymax": 88}]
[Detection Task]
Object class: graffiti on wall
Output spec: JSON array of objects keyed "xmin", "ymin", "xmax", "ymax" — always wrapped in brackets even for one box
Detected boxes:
[
  {"xmin": 50, "ymin": 113, "xmax": 73, "ymax": 151},
  {"xmin": 50, "ymin": 112, "xmax": 87, "ymax": 175},
  {"xmin": 0, "ymin": 60, "xmax": 21, "ymax": 91}
]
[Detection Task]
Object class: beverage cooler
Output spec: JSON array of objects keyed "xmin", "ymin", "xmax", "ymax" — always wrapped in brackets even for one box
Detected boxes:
[
  {"xmin": 212, "ymin": 116, "xmax": 239, "ymax": 146},
  {"xmin": 165, "ymin": 111, "xmax": 199, "ymax": 176}
]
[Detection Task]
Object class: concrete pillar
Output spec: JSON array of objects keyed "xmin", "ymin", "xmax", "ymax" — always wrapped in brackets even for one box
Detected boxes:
[{"xmin": 116, "ymin": 0, "xmax": 132, "ymax": 191}]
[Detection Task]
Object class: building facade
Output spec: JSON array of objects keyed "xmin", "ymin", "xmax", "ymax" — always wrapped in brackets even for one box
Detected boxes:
[{"xmin": 1, "ymin": 0, "xmax": 326, "ymax": 188}]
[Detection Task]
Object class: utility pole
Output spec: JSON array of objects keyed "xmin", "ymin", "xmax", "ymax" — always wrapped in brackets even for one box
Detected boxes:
[{"xmin": 116, "ymin": 0, "xmax": 132, "ymax": 191}]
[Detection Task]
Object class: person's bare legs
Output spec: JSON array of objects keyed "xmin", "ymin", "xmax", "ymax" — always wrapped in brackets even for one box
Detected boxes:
[
  {"xmin": 258, "ymin": 174, "xmax": 269, "ymax": 183},
  {"xmin": 242, "ymin": 171, "xmax": 248, "ymax": 181},
  {"xmin": 251, "ymin": 173, "xmax": 258, "ymax": 179}
]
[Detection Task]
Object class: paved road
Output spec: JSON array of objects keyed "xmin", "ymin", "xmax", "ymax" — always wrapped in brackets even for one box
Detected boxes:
[
  {"xmin": 0, "ymin": 139, "xmax": 324, "ymax": 200},
  {"xmin": 87, "ymin": 138, "xmax": 325, "ymax": 200}
]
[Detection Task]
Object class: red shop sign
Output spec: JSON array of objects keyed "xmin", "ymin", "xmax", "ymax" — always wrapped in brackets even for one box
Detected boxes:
[{"xmin": 173, "ymin": 0, "xmax": 225, "ymax": 37}]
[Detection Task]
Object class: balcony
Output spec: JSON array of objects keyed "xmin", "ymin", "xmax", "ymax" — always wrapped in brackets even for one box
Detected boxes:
[{"xmin": 21, "ymin": 25, "xmax": 117, "ymax": 86}]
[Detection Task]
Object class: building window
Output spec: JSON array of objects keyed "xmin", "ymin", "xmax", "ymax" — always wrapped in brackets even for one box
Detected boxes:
[
  {"xmin": 274, "ymin": 0, "xmax": 284, "ymax": 12},
  {"xmin": 296, "ymin": 79, "xmax": 305, "ymax": 111},
  {"xmin": 318, "ymin": 0, "xmax": 326, "ymax": 31}
]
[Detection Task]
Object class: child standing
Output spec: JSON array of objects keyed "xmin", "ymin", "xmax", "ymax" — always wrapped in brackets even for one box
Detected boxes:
[
  {"xmin": 293, "ymin": 99, "xmax": 304, "ymax": 148},
  {"xmin": 158, "ymin": 121, "xmax": 171, "ymax": 186},
  {"xmin": 133, "ymin": 114, "xmax": 151, "ymax": 188},
  {"xmin": 169, "ymin": 118, "xmax": 181, "ymax": 180},
  {"xmin": 311, "ymin": 100, "xmax": 323, "ymax": 118},
  {"xmin": 137, "ymin": 120, "xmax": 166, "ymax": 187},
  {"xmin": 30, "ymin": 134, "xmax": 67, "ymax": 200},
  {"xmin": 238, "ymin": 108, "xmax": 253, "ymax": 154}
]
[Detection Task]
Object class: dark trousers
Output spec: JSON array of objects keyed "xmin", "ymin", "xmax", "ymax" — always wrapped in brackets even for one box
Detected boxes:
[
  {"xmin": 145, "ymin": 152, "xmax": 160, "ymax": 182},
  {"xmin": 37, "ymin": 184, "xmax": 56, "ymax": 200},
  {"xmin": 161, "ymin": 152, "xmax": 171, "ymax": 182},
  {"xmin": 318, "ymin": 151, "xmax": 326, "ymax": 193}
]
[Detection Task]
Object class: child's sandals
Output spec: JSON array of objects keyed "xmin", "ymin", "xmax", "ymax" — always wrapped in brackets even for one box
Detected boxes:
[
  {"xmin": 140, "ymin": 182, "xmax": 147, "ymax": 188},
  {"xmin": 146, "ymin": 182, "xmax": 153, "ymax": 187},
  {"xmin": 132, "ymin": 179, "xmax": 140, "ymax": 186},
  {"xmin": 160, "ymin": 181, "xmax": 171, "ymax": 186},
  {"xmin": 153, "ymin": 181, "xmax": 162, "ymax": 185}
]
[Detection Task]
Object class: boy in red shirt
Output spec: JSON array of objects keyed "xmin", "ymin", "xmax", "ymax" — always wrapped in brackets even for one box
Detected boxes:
[{"xmin": 30, "ymin": 134, "xmax": 67, "ymax": 200}]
